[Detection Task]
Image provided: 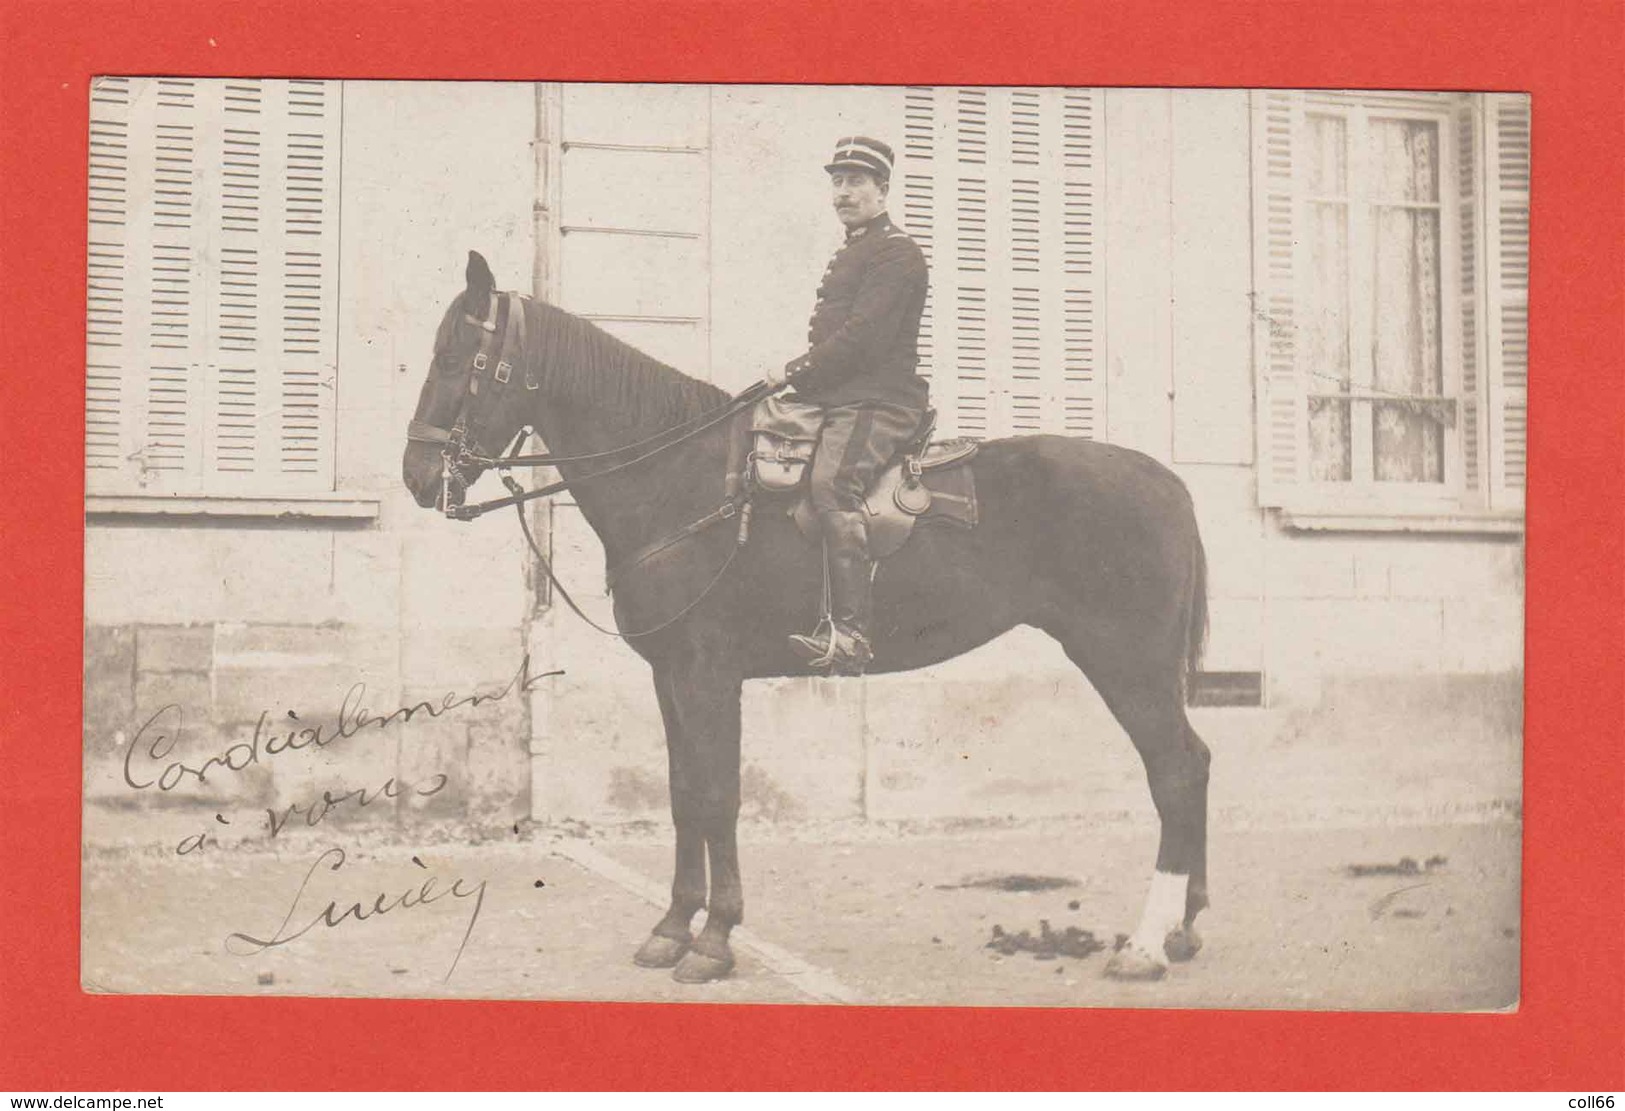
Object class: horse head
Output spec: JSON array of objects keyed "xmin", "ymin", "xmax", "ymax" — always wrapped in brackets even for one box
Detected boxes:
[{"xmin": 402, "ymin": 250, "xmax": 534, "ymax": 512}]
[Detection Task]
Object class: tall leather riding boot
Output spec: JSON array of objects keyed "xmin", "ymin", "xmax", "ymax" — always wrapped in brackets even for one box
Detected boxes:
[{"xmin": 789, "ymin": 509, "xmax": 874, "ymax": 674}]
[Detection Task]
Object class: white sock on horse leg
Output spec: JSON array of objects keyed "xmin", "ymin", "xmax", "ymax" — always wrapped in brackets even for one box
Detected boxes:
[{"xmin": 1128, "ymin": 869, "xmax": 1189, "ymax": 954}]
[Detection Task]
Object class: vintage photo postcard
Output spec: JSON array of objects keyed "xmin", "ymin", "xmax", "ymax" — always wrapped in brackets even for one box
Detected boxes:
[{"xmin": 81, "ymin": 80, "xmax": 1525, "ymax": 1010}]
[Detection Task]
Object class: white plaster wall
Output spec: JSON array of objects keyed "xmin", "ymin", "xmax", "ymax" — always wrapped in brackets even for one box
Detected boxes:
[
  {"xmin": 85, "ymin": 81, "xmax": 538, "ymax": 635},
  {"xmin": 1092, "ymin": 87, "xmax": 1523, "ymax": 698},
  {"xmin": 530, "ymin": 84, "xmax": 912, "ymax": 821},
  {"xmin": 1103, "ymin": 89, "xmax": 1174, "ymax": 462},
  {"xmin": 708, "ymin": 84, "xmax": 907, "ymax": 391},
  {"xmin": 1170, "ymin": 90, "xmax": 1255, "ymax": 467},
  {"xmin": 82, "ymin": 82, "xmax": 1524, "ymax": 832},
  {"xmin": 523, "ymin": 82, "xmax": 1524, "ymax": 824},
  {"xmin": 83, "ymin": 82, "xmax": 545, "ymax": 841}
]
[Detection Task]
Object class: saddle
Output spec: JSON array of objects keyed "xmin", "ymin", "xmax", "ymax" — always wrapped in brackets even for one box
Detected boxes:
[{"xmin": 746, "ymin": 400, "xmax": 979, "ymax": 560}]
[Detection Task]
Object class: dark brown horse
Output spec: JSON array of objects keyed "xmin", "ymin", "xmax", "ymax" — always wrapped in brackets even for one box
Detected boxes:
[{"xmin": 402, "ymin": 251, "xmax": 1212, "ymax": 983}]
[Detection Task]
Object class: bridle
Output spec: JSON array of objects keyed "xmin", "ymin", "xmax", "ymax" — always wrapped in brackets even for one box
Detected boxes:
[
  {"xmin": 407, "ymin": 290, "xmax": 781, "ymax": 639},
  {"xmin": 405, "ymin": 289, "xmax": 537, "ymax": 513}
]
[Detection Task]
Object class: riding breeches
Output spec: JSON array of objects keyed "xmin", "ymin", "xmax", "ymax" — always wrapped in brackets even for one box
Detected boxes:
[{"xmin": 770, "ymin": 397, "xmax": 926, "ymax": 513}]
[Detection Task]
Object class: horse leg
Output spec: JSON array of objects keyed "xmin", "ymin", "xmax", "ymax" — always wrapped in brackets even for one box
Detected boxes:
[
  {"xmin": 633, "ymin": 667, "xmax": 708, "ymax": 969},
  {"xmin": 1061, "ymin": 639, "xmax": 1211, "ymax": 981},
  {"xmin": 656, "ymin": 656, "xmax": 744, "ymax": 985},
  {"xmin": 679, "ymin": 804, "xmax": 743, "ymax": 983}
]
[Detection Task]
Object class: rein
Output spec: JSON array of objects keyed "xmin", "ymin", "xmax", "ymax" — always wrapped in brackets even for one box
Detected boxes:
[
  {"xmin": 499, "ymin": 435, "xmax": 753, "ymax": 641},
  {"xmin": 410, "ymin": 291, "xmax": 783, "ymax": 639},
  {"xmin": 483, "ymin": 399, "xmax": 765, "ymax": 640},
  {"xmin": 440, "ymin": 378, "xmax": 776, "ymax": 521}
]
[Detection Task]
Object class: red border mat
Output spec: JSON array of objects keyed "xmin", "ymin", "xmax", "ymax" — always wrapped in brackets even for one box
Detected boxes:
[{"xmin": 1, "ymin": 0, "xmax": 1621, "ymax": 1091}]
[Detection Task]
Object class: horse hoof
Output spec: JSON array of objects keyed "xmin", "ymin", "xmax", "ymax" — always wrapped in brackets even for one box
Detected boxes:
[
  {"xmin": 1104, "ymin": 943, "xmax": 1168, "ymax": 982},
  {"xmin": 1164, "ymin": 924, "xmax": 1203, "ymax": 963},
  {"xmin": 672, "ymin": 949, "xmax": 735, "ymax": 984},
  {"xmin": 633, "ymin": 932, "xmax": 691, "ymax": 969}
]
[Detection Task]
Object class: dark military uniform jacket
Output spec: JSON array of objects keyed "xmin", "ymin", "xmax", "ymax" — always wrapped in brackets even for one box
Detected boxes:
[{"xmin": 784, "ymin": 210, "xmax": 930, "ymax": 411}]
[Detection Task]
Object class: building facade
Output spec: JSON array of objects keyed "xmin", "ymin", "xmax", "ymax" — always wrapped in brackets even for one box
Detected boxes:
[{"xmin": 83, "ymin": 82, "xmax": 1526, "ymax": 842}]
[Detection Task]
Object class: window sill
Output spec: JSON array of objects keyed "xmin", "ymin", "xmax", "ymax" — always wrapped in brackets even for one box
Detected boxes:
[
  {"xmin": 1277, "ymin": 509, "xmax": 1524, "ymax": 535},
  {"xmin": 86, "ymin": 494, "xmax": 381, "ymax": 521}
]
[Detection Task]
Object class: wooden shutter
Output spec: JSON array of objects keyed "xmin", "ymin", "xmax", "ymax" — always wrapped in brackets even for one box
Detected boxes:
[
  {"xmin": 1484, "ymin": 94, "xmax": 1529, "ymax": 511},
  {"xmin": 86, "ymin": 77, "xmax": 135, "ymax": 479},
  {"xmin": 1058, "ymin": 88, "xmax": 1104, "ymax": 439},
  {"xmin": 898, "ymin": 86, "xmax": 1103, "ymax": 441},
  {"xmin": 901, "ymin": 87, "xmax": 937, "ymax": 407},
  {"xmin": 952, "ymin": 88, "xmax": 990, "ymax": 437},
  {"xmin": 1251, "ymin": 90, "xmax": 1306, "ymax": 507},
  {"xmin": 85, "ymin": 78, "xmax": 340, "ymax": 497},
  {"xmin": 1455, "ymin": 97, "xmax": 1485, "ymax": 502}
]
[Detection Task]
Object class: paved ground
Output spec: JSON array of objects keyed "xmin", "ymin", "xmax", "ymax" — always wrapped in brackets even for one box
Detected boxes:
[{"xmin": 82, "ymin": 815, "xmax": 1520, "ymax": 1011}]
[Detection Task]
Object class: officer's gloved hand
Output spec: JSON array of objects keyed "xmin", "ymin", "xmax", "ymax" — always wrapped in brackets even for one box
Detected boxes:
[{"xmin": 768, "ymin": 355, "xmax": 814, "ymax": 391}]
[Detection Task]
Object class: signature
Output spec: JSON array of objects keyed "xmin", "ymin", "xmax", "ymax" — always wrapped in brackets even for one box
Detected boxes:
[
  {"xmin": 125, "ymin": 653, "xmax": 563, "ymax": 792},
  {"xmin": 225, "ymin": 847, "xmax": 488, "ymax": 981}
]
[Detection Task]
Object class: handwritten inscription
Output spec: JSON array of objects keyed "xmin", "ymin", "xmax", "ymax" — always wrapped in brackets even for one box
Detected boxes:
[
  {"xmin": 121, "ymin": 654, "xmax": 557, "ymax": 980},
  {"xmin": 266, "ymin": 774, "xmax": 449, "ymax": 838},
  {"xmin": 125, "ymin": 653, "xmax": 562, "ymax": 792},
  {"xmin": 225, "ymin": 847, "xmax": 488, "ymax": 981}
]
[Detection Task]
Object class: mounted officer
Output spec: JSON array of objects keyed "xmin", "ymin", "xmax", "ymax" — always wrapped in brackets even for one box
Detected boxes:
[{"xmin": 765, "ymin": 136, "xmax": 931, "ymax": 674}]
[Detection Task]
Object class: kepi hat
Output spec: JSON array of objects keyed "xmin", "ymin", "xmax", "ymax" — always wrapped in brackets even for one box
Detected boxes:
[{"xmin": 824, "ymin": 136, "xmax": 894, "ymax": 182}]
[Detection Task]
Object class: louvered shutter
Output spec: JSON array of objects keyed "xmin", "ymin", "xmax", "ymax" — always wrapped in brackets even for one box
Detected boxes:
[
  {"xmin": 86, "ymin": 77, "xmax": 136, "ymax": 478},
  {"xmin": 1456, "ymin": 97, "xmax": 1484, "ymax": 501},
  {"xmin": 86, "ymin": 78, "xmax": 212, "ymax": 490},
  {"xmin": 1484, "ymin": 94, "xmax": 1529, "ymax": 511},
  {"xmin": 951, "ymin": 87, "xmax": 990, "ymax": 437},
  {"xmin": 1058, "ymin": 89, "xmax": 1104, "ymax": 439},
  {"xmin": 898, "ymin": 86, "xmax": 1103, "ymax": 441},
  {"xmin": 1251, "ymin": 90, "xmax": 1306, "ymax": 507},
  {"xmin": 901, "ymin": 87, "xmax": 937, "ymax": 403},
  {"xmin": 85, "ymin": 78, "xmax": 340, "ymax": 497}
]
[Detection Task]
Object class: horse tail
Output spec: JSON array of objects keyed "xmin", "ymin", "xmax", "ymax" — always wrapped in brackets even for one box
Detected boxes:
[{"xmin": 1185, "ymin": 529, "xmax": 1209, "ymax": 683}]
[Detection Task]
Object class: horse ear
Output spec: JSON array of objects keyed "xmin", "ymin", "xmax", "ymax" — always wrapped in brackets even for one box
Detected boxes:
[{"xmin": 464, "ymin": 250, "xmax": 495, "ymax": 307}]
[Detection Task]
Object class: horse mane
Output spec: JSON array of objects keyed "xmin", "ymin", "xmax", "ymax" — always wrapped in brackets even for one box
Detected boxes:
[{"xmin": 520, "ymin": 297, "xmax": 728, "ymax": 430}]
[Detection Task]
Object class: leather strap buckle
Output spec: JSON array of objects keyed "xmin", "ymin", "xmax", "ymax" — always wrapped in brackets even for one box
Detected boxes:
[
  {"xmin": 473, "ymin": 352, "xmax": 489, "ymax": 371},
  {"xmin": 495, "ymin": 359, "xmax": 512, "ymax": 384}
]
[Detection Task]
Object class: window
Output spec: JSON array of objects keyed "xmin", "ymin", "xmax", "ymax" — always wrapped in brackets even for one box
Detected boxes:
[
  {"xmin": 898, "ymin": 87, "xmax": 1104, "ymax": 440},
  {"xmin": 1251, "ymin": 91, "xmax": 1528, "ymax": 522},
  {"xmin": 86, "ymin": 78, "xmax": 342, "ymax": 499}
]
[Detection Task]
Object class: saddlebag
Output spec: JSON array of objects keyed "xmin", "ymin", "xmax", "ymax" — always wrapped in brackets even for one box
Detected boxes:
[{"xmin": 749, "ymin": 395, "xmax": 824, "ymax": 492}]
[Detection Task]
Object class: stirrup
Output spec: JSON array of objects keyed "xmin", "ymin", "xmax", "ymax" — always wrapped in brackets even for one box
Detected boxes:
[
  {"xmin": 789, "ymin": 624, "xmax": 871, "ymax": 674},
  {"xmin": 788, "ymin": 622, "xmax": 839, "ymax": 669},
  {"xmin": 789, "ymin": 633, "xmax": 835, "ymax": 670}
]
